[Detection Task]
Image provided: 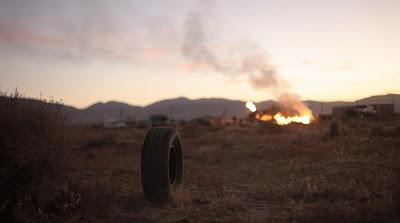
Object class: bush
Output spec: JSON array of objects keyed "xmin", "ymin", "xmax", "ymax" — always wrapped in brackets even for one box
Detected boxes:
[
  {"xmin": 329, "ymin": 120, "xmax": 339, "ymax": 137},
  {"xmin": 0, "ymin": 92, "xmax": 74, "ymax": 222}
]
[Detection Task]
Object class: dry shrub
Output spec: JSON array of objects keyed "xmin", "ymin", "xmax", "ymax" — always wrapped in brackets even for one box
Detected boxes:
[
  {"xmin": 80, "ymin": 136, "xmax": 116, "ymax": 151},
  {"xmin": 257, "ymin": 122, "xmax": 285, "ymax": 134},
  {"xmin": 371, "ymin": 126, "xmax": 400, "ymax": 138},
  {"xmin": 329, "ymin": 120, "xmax": 339, "ymax": 137},
  {"xmin": 0, "ymin": 92, "xmax": 77, "ymax": 222}
]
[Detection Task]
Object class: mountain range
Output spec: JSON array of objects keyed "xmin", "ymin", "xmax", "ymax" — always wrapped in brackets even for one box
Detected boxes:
[{"xmin": 58, "ymin": 94, "xmax": 400, "ymax": 124}]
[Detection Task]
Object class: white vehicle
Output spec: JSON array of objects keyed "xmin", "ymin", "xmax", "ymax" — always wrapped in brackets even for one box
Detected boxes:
[{"xmin": 103, "ymin": 119, "xmax": 127, "ymax": 128}]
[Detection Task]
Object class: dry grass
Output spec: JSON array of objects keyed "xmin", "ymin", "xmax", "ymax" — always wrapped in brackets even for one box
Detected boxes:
[
  {"xmin": 0, "ymin": 92, "xmax": 74, "ymax": 222},
  {"xmin": 1, "ymin": 94, "xmax": 400, "ymax": 222},
  {"xmin": 65, "ymin": 118, "xmax": 400, "ymax": 223}
]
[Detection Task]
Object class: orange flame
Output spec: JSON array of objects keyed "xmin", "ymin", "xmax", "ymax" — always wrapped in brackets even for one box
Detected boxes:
[
  {"xmin": 255, "ymin": 113, "xmax": 273, "ymax": 121},
  {"xmin": 245, "ymin": 101, "xmax": 313, "ymax": 125},
  {"xmin": 273, "ymin": 112, "xmax": 312, "ymax": 125}
]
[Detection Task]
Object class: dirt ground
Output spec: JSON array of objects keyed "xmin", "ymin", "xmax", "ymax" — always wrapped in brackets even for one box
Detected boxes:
[{"xmin": 65, "ymin": 118, "xmax": 400, "ymax": 223}]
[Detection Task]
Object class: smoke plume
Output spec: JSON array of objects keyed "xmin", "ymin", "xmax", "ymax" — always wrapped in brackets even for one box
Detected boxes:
[
  {"xmin": 182, "ymin": 10, "xmax": 311, "ymax": 115},
  {"xmin": 182, "ymin": 11, "xmax": 281, "ymax": 90}
]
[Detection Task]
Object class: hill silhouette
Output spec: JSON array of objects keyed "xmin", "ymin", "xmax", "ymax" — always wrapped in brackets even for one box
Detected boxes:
[{"xmin": 57, "ymin": 94, "xmax": 400, "ymax": 124}]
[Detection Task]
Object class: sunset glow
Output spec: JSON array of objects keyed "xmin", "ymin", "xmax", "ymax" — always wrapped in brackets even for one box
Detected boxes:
[{"xmin": 0, "ymin": 0, "xmax": 399, "ymax": 107}]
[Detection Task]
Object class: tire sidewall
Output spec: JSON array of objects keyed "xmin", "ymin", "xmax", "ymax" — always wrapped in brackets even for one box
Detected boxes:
[{"xmin": 141, "ymin": 127, "xmax": 183, "ymax": 204}]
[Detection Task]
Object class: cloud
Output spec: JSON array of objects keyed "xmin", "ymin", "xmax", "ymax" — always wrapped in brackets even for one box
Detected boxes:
[
  {"xmin": 0, "ymin": 0, "xmax": 181, "ymax": 62},
  {"xmin": 0, "ymin": 25, "xmax": 183, "ymax": 62}
]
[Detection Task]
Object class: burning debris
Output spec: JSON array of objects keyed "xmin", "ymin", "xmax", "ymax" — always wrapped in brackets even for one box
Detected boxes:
[
  {"xmin": 245, "ymin": 101, "xmax": 257, "ymax": 113},
  {"xmin": 245, "ymin": 101, "xmax": 313, "ymax": 125},
  {"xmin": 182, "ymin": 9, "xmax": 315, "ymax": 124},
  {"xmin": 274, "ymin": 113, "xmax": 312, "ymax": 125}
]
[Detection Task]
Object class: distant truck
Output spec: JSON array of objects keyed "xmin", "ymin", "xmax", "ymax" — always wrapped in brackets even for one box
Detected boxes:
[
  {"xmin": 103, "ymin": 119, "xmax": 127, "ymax": 128},
  {"xmin": 333, "ymin": 104, "xmax": 394, "ymax": 118}
]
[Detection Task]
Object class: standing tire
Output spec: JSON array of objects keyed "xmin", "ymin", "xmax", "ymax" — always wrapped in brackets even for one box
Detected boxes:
[{"xmin": 141, "ymin": 127, "xmax": 183, "ymax": 204}]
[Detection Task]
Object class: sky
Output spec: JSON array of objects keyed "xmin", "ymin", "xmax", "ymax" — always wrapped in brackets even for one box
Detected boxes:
[{"xmin": 0, "ymin": 0, "xmax": 399, "ymax": 108}]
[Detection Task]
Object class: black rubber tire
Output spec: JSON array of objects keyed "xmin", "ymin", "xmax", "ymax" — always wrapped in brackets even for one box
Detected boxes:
[{"xmin": 141, "ymin": 127, "xmax": 183, "ymax": 204}]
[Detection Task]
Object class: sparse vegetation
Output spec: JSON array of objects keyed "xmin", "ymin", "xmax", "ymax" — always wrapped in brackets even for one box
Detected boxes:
[
  {"xmin": 0, "ymin": 92, "xmax": 72, "ymax": 222},
  {"xmin": 1, "ymin": 94, "xmax": 400, "ymax": 222},
  {"xmin": 329, "ymin": 120, "xmax": 340, "ymax": 137}
]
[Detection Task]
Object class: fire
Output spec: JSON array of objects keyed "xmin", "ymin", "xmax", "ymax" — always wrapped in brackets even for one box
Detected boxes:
[
  {"xmin": 273, "ymin": 112, "xmax": 312, "ymax": 125},
  {"xmin": 245, "ymin": 101, "xmax": 313, "ymax": 125},
  {"xmin": 245, "ymin": 101, "xmax": 257, "ymax": 112},
  {"xmin": 255, "ymin": 113, "xmax": 273, "ymax": 121}
]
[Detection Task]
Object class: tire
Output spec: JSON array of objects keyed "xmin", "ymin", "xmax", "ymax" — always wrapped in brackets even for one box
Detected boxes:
[{"xmin": 141, "ymin": 127, "xmax": 183, "ymax": 204}]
